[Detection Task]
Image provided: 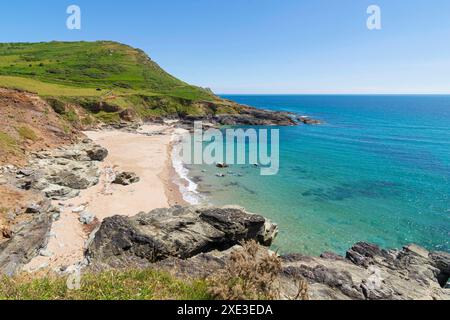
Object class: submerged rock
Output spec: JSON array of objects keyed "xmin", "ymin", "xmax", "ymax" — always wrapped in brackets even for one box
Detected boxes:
[{"xmin": 86, "ymin": 206, "xmax": 278, "ymax": 268}]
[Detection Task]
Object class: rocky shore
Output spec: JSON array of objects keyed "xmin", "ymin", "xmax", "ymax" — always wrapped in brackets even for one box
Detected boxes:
[
  {"xmin": 0, "ymin": 125, "xmax": 448, "ymax": 300},
  {"xmin": 181, "ymin": 107, "xmax": 322, "ymax": 127},
  {"xmin": 83, "ymin": 205, "xmax": 449, "ymax": 300}
]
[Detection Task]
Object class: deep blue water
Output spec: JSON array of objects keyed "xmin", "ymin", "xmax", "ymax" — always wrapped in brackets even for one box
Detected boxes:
[{"xmin": 187, "ymin": 95, "xmax": 450, "ymax": 255}]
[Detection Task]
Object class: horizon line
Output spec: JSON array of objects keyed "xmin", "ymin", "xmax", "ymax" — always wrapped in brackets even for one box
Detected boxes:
[{"xmin": 216, "ymin": 92, "xmax": 450, "ymax": 96}]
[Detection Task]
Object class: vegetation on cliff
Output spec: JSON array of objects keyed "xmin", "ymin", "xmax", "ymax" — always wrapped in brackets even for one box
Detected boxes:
[{"xmin": 0, "ymin": 41, "xmax": 238, "ymax": 122}]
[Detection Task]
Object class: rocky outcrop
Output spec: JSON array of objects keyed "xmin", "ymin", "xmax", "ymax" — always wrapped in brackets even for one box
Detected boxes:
[
  {"xmin": 84, "ymin": 202, "xmax": 449, "ymax": 300},
  {"xmin": 278, "ymin": 242, "xmax": 450, "ymax": 300},
  {"xmin": 181, "ymin": 105, "xmax": 321, "ymax": 127},
  {"xmin": 86, "ymin": 206, "xmax": 278, "ymax": 269},
  {"xmin": 151, "ymin": 241, "xmax": 450, "ymax": 300},
  {"xmin": 0, "ymin": 200, "xmax": 56, "ymax": 276},
  {"xmin": 11, "ymin": 139, "xmax": 107, "ymax": 200},
  {"xmin": 113, "ymin": 172, "xmax": 140, "ymax": 186}
]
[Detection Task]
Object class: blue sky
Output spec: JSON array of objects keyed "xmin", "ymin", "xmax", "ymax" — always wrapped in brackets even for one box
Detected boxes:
[{"xmin": 1, "ymin": 0, "xmax": 450, "ymax": 94}]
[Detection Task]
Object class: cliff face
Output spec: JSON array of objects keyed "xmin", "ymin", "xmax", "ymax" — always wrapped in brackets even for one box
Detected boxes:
[{"xmin": 0, "ymin": 88, "xmax": 78, "ymax": 166}]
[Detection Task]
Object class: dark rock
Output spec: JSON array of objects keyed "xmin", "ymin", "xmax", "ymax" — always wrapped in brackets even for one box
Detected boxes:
[
  {"xmin": 86, "ymin": 206, "xmax": 278, "ymax": 268},
  {"xmin": 25, "ymin": 203, "xmax": 42, "ymax": 214},
  {"xmin": 113, "ymin": 172, "xmax": 140, "ymax": 186},
  {"xmin": 148, "ymin": 240, "xmax": 450, "ymax": 300},
  {"xmin": 430, "ymin": 251, "xmax": 450, "ymax": 287},
  {"xmin": 86, "ymin": 145, "xmax": 108, "ymax": 161},
  {"xmin": 216, "ymin": 163, "xmax": 229, "ymax": 169},
  {"xmin": 298, "ymin": 116, "xmax": 322, "ymax": 125},
  {"xmin": 46, "ymin": 170, "xmax": 98, "ymax": 189}
]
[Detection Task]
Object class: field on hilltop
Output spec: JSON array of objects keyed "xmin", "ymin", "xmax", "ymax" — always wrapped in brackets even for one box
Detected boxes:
[{"xmin": 0, "ymin": 41, "xmax": 235, "ymax": 122}]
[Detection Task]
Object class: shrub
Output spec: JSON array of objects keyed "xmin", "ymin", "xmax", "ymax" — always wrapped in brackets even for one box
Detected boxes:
[
  {"xmin": 16, "ymin": 126, "xmax": 38, "ymax": 141},
  {"xmin": 208, "ymin": 241, "xmax": 283, "ymax": 300},
  {"xmin": 208, "ymin": 241, "xmax": 310, "ymax": 300},
  {"xmin": 46, "ymin": 98, "xmax": 66, "ymax": 114},
  {"xmin": 0, "ymin": 131, "xmax": 17, "ymax": 152}
]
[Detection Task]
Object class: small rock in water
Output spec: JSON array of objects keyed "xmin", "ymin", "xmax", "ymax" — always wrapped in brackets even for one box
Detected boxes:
[
  {"xmin": 79, "ymin": 211, "xmax": 96, "ymax": 225},
  {"xmin": 113, "ymin": 172, "xmax": 140, "ymax": 186},
  {"xmin": 216, "ymin": 173, "xmax": 226, "ymax": 178}
]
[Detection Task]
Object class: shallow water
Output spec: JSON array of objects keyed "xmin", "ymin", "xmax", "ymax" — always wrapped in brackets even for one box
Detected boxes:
[{"xmin": 186, "ymin": 95, "xmax": 450, "ymax": 255}]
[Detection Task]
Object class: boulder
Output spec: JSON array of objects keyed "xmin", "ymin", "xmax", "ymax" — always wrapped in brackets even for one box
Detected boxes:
[
  {"xmin": 86, "ymin": 206, "xmax": 278, "ymax": 268},
  {"xmin": 86, "ymin": 145, "xmax": 108, "ymax": 161},
  {"xmin": 113, "ymin": 172, "xmax": 140, "ymax": 186}
]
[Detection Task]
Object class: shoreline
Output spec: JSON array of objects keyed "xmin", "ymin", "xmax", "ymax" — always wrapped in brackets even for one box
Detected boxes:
[{"xmin": 24, "ymin": 124, "xmax": 190, "ymax": 272}]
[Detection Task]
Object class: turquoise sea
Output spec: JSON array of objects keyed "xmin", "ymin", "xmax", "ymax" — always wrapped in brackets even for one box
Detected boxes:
[{"xmin": 185, "ymin": 95, "xmax": 450, "ymax": 255}]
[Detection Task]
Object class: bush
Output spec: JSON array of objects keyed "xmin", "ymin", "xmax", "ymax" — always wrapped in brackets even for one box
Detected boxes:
[
  {"xmin": 46, "ymin": 98, "xmax": 66, "ymax": 114},
  {"xmin": 208, "ymin": 241, "xmax": 283, "ymax": 300},
  {"xmin": 16, "ymin": 126, "xmax": 38, "ymax": 141},
  {"xmin": 208, "ymin": 241, "xmax": 309, "ymax": 300}
]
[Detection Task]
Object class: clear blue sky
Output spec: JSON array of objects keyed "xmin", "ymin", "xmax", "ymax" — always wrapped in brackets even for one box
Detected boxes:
[{"xmin": 1, "ymin": 0, "xmax": 450, "ymax": 94}]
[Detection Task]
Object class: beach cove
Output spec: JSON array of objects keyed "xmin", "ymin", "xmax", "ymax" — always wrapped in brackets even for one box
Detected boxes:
[{"xmin": 25, "ymin": 124, "xmax": 188, "ymax": 271}]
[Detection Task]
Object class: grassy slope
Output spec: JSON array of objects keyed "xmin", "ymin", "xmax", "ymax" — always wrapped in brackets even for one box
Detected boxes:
[
  {"xmin": 0, "ymin": 41, "xmax": 228, "ymax": 121},
  {"xmin": 0, "ymin": 269, "xmax": 211, "ymax": 300}
]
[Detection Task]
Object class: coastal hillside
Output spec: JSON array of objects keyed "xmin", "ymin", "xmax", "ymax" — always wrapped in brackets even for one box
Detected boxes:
[
  {"xmin": 0, "ymin": 41, "xmax": 299, "ymax": 126},
  {"xmin": 0, "ymin": 41, "xmax": 301, "ymax": 164}
]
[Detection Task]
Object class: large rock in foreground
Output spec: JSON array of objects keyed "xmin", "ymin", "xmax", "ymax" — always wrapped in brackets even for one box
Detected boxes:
[
  {"xmin": 279, "ymin": 242, "xmax": 450, "ymax": 300},
  {"xmin": 152, "ymin": 242, "xmax": 450, "ymax": 300},
  {"xmin": 86, "ymin": 206, "xmax": 278, "ymax": 269}
]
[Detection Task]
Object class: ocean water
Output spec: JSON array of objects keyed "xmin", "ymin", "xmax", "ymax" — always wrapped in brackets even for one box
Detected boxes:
[{"xmin": 183, "ymin": 95, "xmax": 450, "ymax": 255}]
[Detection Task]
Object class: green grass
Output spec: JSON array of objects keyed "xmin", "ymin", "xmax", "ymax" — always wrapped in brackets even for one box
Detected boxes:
[
  {"xmin": 0, "ymin": 41, "xmax": 214, "ymax": 100},
  {"xmin": 16, "ymin": 126, "xmax": 38, "ymax": 141},
  {"xmin": 0, "ymin": 41, "xmax": 246, "ymax": 125},
  {"xmin": 0, "ymin": 131, "xmax": 18, "ymax": 152},
  {"xmin": 0, "ymin": 76, "xmax": 103, "ymax": 97},
  {"xmin": 0, "ymin": 41, "xmax": 232, "ymax": 122},
  {"xmin": 0, "ymin": 269, "xmax": 211, "ymax": 300}
]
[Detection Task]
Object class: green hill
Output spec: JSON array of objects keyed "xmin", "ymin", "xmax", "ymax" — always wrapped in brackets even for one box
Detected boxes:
[{"xmin": 0, "ymin": 41, "xmax": 233, "ymax": 123}]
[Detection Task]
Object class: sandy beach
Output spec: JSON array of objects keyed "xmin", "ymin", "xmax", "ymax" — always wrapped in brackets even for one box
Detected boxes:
[{"xmin": 25, "ymin": 124, "xmax": 186, "ymax": 271}]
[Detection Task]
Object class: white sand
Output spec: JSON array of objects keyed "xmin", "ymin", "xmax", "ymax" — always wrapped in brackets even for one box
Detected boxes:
[{"xmin": 25, "ymin": 124, "xmax": 182, "ymax": 272}]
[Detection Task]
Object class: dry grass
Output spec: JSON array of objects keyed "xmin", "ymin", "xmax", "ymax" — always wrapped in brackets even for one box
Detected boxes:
[
  {"xmin": 208, "ymin": 241, "xmax": 310, "ymax": 300},
  {"xmin": 16, "ymin": 125, "xmax": 38, "ymax": 141},
  {"xmin": 208, "ymin": 241, "xmax": 283, "ymax": 300}
]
